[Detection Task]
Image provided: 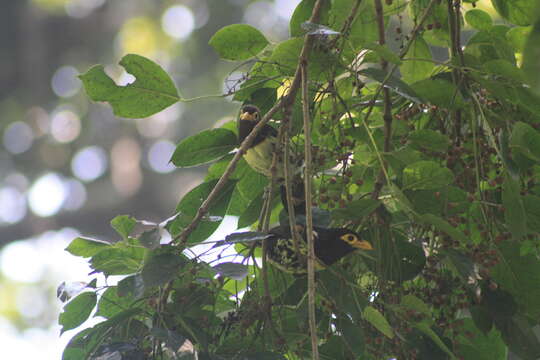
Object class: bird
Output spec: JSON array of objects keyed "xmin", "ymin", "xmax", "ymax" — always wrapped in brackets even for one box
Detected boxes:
[
  {"xmin": 265, "ymin": 224, "xmax": 373, "ymax": 274},
  {"xmin": 238, "ymin": 104, "xmax": 281, "ymax": 178}
]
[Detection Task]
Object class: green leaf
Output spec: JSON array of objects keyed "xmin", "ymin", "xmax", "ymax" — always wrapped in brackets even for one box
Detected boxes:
[
  {"xmin": 510, "ymin": 121, "xmax": 540, "ymax": 162},
  {"xmin": 506, "ymin": 26, "xmax": 532, "ymax": 52},
  {"xmin": 59, "ymin": 292, "xmax": 97, "ymax": 333},
  {"xmin": 415, "ymin": 321, "xmax": 457, "ymax": 359},
  {"xmin": 171, "ymin": 128, "xmax": 237, "ymax": 167},
  {"xmin": 79, "ymin": 54, "xmax": 179, "ymax": 118},
  {"xmin": 96, "ymin": 286, "xmax": 135, "ymax": 319},
  {"xmin": 412, "ymin": 78, "xmax": 465, "ymax": 109},
  {"xmin": 400, "ymin": 36, "xmax": 435, "ymax": 83},
  {"xmin": 168, "ymin": 180, "xmax": 236, "ymax": 244},
  {"xmin": 289, "ymin": 0, "xmax": 331, "ymax": 37},
  {"xmin": 332, "ymin": 198, "xmax": 380, "ymax": 220},
  {"xmin": 141, "ymin": 247, "xmax": 186, "ymax": 288},
  {"xmin": 110, "ymin": 215, "xmax": 136, "ymax": 240},
  {"xmin": 522, "ymin": 18, "xmax": 540, "ymax": 94},
  {"xmin": 421, "ymin": 214, "xmax": 468, "ymax": 244},
  {"xmin": 502, "ymin": 175, "xmax": 526, "ymax": 240},
  {"xmin": 364, "ymin": 43, "xmax": 402, "ymax": 65},
  {"xmin": 483, "ymin": 59, "xmax": 525, "ymax": 83},
  {"xmin": 491, "ymin": 0, "xmax": 536, "ymax": 26},
  {"xmin": 491, "ymin": 242, "xmax": 540, "ymax": 318},
  {"xmin": 65, "ymin": 237, "xmax": 110, "ymax": 258},
  {"xmin": 403, "ymin": 161, "xmax": 454, "ymax": 190},
  {"xmin": 523, "ymin": 195, "xmax": 540, "ymax": 232},
  {"xmin": 409, "ymin": 129, "xmax": 450, "ymax": 152},
  {"xmin": 209, "ymin": 24, "xmax": 269, "ymax": 61},
  {"xmin": 212, "ymin": 262, "xmax": 249, "ymax": 281},
  {"xmin": 465, "ymin": 9, "xmax": 493, "ymax": 31},
  {"xmin": 90, "ymin": 246, "xmax": 146, "ymax": 276},
  {"xmin": 363, "ymin": 306, "xmax": 394, "ymax": 339},
  {"xmin": 118, "ymin": 274, "xmax": 145, "ymax": 299},
  {"xmin": 358, "ymin": 68, "xmax": 423, "ymax": 103},
  {"xmin": 400, "ymin": 294, "xmax": 432, "ymax": 316}
]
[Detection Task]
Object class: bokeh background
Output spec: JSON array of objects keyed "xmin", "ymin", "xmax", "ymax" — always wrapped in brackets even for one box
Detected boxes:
[{"xmin": 0, "ymin": 0, "xmax": 299, "ymax": 358}]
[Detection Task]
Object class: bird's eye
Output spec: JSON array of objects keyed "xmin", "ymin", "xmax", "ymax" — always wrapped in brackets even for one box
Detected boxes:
[{"xmin": 347, "ymin": 235, "xmax": 355, "ymax": 242}]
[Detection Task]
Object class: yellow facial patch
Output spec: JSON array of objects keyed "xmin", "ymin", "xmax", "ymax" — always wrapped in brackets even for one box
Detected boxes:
[
  {"xmin": 240, "ymin": 111, "xmax": 258, "ymax": 121},
  {"xmin": 340, "ymin": 233, "xmax": 373, "ymax": 250}
]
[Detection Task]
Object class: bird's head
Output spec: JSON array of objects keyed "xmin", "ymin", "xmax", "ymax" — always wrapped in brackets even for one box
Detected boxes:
[
  {"xmin": 338, "ymin": 230, "xmax": 373, "ymax": 250},
  {"xmin": 240, "ymin": 105, "xmax": 260, "ymax": 122}
]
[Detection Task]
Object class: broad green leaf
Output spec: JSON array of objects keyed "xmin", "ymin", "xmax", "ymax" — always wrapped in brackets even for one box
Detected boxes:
[
  {"xmin": 465, "ymin": 9, "xmax": 493, "ymax": 31},
  {"xmin": 90, "ymin": 247, "xmax": 146, "ymax": 276},
  {"xmin": 59, "ymin": 292, "xmax": 97, "ymax": 333},
  {"xmin": 522, "ymin": 18, "xmax": 540, "ymax": 94},
  {"xmin": 358, "ymin": 68, "xmax": 422, "ymax": 103},
  {"xmin": 483, "ymin": 59, "xmax": 525, "ymax": 83},
  {"xmin": 400, "ymin": 294, "xmax": 431, "ymax": 316},
  {"xmin": 491, "ymin": 242, "xmax": 540, "ymax": 318},
  {"xmin": 502, "ymin": 175, "xmax": 526, "ymax": 240},
  {"xmin": 209, "ymin": 24, "xmax": 269, "ymax": 61},
  {"xmin": 412, "ymin": 78, "xmax": 465, "ymax": 109},
  {"xmin": 79, "ymin": 54, "xmax": 179, "ymax": 118},
  {"xmin": 523, "ymin": 195, "xmax": 540, "ymax": 232},
  {"xmin": 491, "ymin": 0, "xmax": 536, "ymax": 26},
  {"xmin": 212, "ymin": 262, "xmax": 249, "ymax": 281},
  {"xmin": 363, "ymin": 306, "xmax": 394, "ymax": 339},
  {"xmin": 141, "ymin": 247, "xmax": 186, "ymax": 288},
  {"xmin": 409, "ymin": 129, "xmax": 450, "ymax": 152},
  {"xmin": 65, "ymin": 237, "xmax": 110, "ymax": 258},
  {"xmin": 171, "ymin": 129, "xmax": 237, "ymax": 167},
  {"xmin": 331, "ymin": 198, "xmax": 380, "ymax": 220},
  {"xmin": 421, "ymin": 214, "xmax": 468, "ymax": 244},
  {"xmin": 118, "ymin": 274, "xmax": 145, "ymax": 299},
  {"xmin": 335, "ymin": 313, "xmax": 365, "ymax": 356},
  {"xmin": 168, "ymin": 180, "xmax": 236, "ymax": 244},
  {"xmin": 506, "ymin": 26, "xmax": 532, "ymax": 52},
  {"xmin": 415, "ymin": 321, "xmax": 456, "ymax": 359},
  {"xmin": 401, "ymin": 36, "xmax": 435, "ymax": 83},
  {"xmin": 403, "ymin": 160, "xmax": 454, "ymax": 190},
  {"xmin": 497, "ymin": 315, "xmax": 540, "ymax": 360},
  {"xmin": 110, "ymin": 215, "xmax": 136, "ymax": 240},
  {"xmin": 510, "ymin": 121, "xmax": 540, "ymax": 162},
  {"xmin": 364, "ymin": 43, "xmax": 402, "ymax": 65},
  {"xmin": 289, "ymin": 0, "xmax": 331, "ymax": 37},
  {"xmin": 96, "ymin": 286, "xmax": 135, "ymax": 319}
]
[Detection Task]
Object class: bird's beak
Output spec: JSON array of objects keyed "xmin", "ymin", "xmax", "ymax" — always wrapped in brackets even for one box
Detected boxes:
[
  {"xmin": 240, "ymin": 111, "xmax": 257, "ymax": 121},
  {"xmin": 352, "ymin": 239, "xmax": 373, "ymax": 250}
]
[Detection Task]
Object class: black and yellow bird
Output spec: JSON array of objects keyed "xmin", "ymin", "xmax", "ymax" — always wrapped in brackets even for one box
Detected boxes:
[
  {"xmin": 238, "ymin": 105, "xmax": 281, "ymax": 178},
  {"xmin": 266, "ymin": 224, "xmax": 373, "ymax": 274}
]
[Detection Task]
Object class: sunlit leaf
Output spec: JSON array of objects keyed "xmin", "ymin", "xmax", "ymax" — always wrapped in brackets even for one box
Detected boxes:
[
  {"xmin": 171, "ymin": 128, "xmax": 237, "ymax": 167},
  {"xmin": 59, "ymin": 292, "xmax": 97, "ymax": 333},
  {"xmin": 209, "ymin": 24, "xmax": 269, "ymax": 61}
]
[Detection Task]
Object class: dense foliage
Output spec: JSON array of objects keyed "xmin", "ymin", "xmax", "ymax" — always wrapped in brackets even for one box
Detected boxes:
[{"xmin": 59, "ymin": 0, "xmax": 540, "ymax": 359}]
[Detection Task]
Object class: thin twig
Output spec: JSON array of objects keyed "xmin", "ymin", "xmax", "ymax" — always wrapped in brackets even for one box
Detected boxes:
[
  {"xmin": 301, "ymin": 63, "xmax": 319, "ymax": 360},
  {"xmin": 371, "ymin": 0, "xmax": 394, "ymax": 200}
]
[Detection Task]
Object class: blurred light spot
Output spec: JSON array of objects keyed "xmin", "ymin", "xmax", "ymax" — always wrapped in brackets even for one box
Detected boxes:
[
  {"xmin": 26, "ymin": 106, "xmax": 50, "ymax": 136},
  {"xmin": 162, "ymin": 5, "xmax": 195, "ymax": 40},
  {"xmin": 117, "ymin": 71, "xmax": 136, "ymax": 86},
  {"xmin": 71, "ymin": 146, "xmax": 108, "ymax": 182},
  {"xmin": 50, "ymin": 110, "xmax": 81, "ymax": 143},
  {"xmin": 192, "ymin": 1, "xmax": 209, "ymax": 29},
  {"xmin": 28, "ymin": 173, "xmax": 67, "ymax": 217},
  {"xmin": 62, "ymin": 179, "xmax": 87, "ymax": 211},
  {"xmin": 137, "ymin": 103, "xmax": 182, "ymax": 138},
  {"xmin": 0, "ymin": 187, "xmax": 26, "ymax": 224},
  {"xmin": 111, "ymin": 138, "xmax": 142, "ymax": 197},
  {"xmin": 4, "ymin": 172, "xmax": 30, "ymax": 192},
  {"xmin": 244, "ymin": 1, "xmax": 287, "ymax": 40},
  {"xmin": 0, "ymin": 241, "xmax": 45, "ymax": 282},
  {"xmin": 65, "ymin": 0, "xmax": 105, "ymax": 18},
  {"xmin": 17, "ymin": 286, "xmax": 47, "ymax": 319},
  {"xmin": 148, "ymin": 140, "xmax": 176, "ymax": 173},
  {"xmin": 119, "ymin": 17, "xmax": 159, "ymax": 56},
  {"xmin": 274, "ymin": 0, "xmax": 301, "ymax": 19},
  {"xmin": 51, "ymin": 66, "xmax": 81, "ymax": 98},
  {"xmin": 3, "ymin": 122, "xmax": 33, "ymax": 154}
]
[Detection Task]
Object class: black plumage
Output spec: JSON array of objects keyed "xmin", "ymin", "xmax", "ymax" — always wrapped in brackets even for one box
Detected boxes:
[{"xmin": 266, "ymin": 225, "xmax": 373, "ymax": 274}]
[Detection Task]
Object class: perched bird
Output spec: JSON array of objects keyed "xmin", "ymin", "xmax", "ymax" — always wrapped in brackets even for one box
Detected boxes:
[
  {"xmin": 238, "ymin": 105, "xmax": 281, "ymax": 178},
  {"xmin": 266, "ymin": 224, "xmax": 373, "ymax": 274}
]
